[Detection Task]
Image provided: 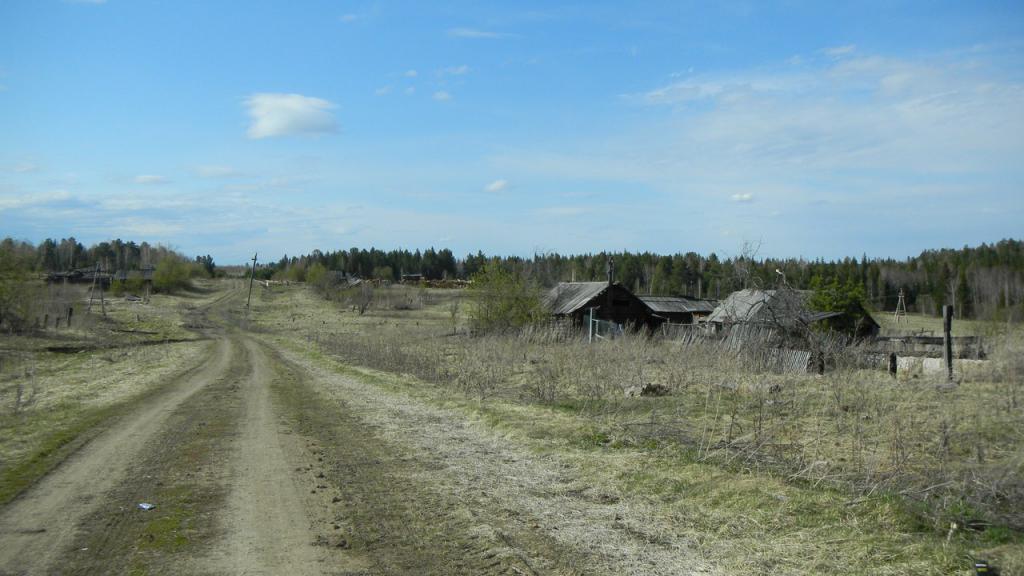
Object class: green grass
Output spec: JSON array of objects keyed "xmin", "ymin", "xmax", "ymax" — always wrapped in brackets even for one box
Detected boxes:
[
  {"xmin": 0, "ymin": 402, "xmax": 113, "ymax": 505},
  {"xmin": 136, "ymin": 486, "xmax": 195, "ymax": 552}
]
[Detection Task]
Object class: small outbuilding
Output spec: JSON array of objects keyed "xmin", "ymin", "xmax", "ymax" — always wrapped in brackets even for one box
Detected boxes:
[{"xmin": 638, "ymin": 296, "xmax": 718, "ymax": 325}]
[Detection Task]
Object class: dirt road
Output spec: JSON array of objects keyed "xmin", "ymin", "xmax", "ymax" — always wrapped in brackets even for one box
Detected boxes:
[
  {"xmin": 0, "ymin": 291, "xmax": 709, "ymax": 575},
  {"xmin": 0, "ymin": 335, "xmax": 231, "ymax": 574}
]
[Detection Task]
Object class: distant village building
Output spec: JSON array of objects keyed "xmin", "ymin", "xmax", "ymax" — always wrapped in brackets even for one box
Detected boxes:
[
  {"xmin": 45, "ymin": 267, "xmax": 113, "ymax": 286},
  {"xmin": 326, "ymin": 271, "xmax": 363, "ymax": 287},
  {"xmin": 112, "ymin": 265, "xmax": 155, "ymax": 284},
  {"xmin": 707, "ymin": 288, "xmax": 879, "ymax": 339},
  {"xmin": 638, "ymin": 296, "xmax": 717, "ymax": 325}
]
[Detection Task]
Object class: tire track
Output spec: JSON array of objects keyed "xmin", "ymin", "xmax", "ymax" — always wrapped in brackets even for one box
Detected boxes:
[
  {"xmin": 263, "ymin": 343, "xmax": 556, "ymax": 576},
  {"xmin": 271, "ymin": 340, "xmax": 716, "ymax": 576},
  {"xmin": 194, "ymin": 338, "xmax": 366, "ymax": 575}
]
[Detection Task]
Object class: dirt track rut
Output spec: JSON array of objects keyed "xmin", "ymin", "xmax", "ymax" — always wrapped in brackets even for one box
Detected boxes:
[
  {"xmin": 0, "ymin": 337, "xmax": 231, "ymax": 574},
  {"xmin": 194, "ymin": 338, "xmax": 361, "ymax": 575}
]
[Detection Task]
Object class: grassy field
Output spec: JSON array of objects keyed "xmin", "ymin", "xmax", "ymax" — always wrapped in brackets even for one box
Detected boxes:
[
  {"xmin": 248, "ymin": 281, "xmax": 1024, "ymax": 575},
  {"xmin": 875, "ymin": 309, "xmax": 1007, "ymax": 337}
]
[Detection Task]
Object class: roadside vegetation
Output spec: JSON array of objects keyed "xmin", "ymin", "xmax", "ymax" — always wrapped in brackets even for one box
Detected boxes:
[{"xmin": 249, "ymin": 280, "xmax": 1024, "ymax": 574}]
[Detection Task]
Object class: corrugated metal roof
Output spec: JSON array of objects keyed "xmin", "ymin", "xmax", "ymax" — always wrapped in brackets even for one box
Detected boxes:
[
  {"xmin": 639, "ymin": 296, "xmax": 717, "ymax": 314},
  {"xmin": 544, "ymin": 282, "xmax": 609, "ymax": 315}
]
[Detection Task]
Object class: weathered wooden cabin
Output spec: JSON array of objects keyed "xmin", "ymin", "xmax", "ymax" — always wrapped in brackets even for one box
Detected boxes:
[
  {"xmin": 707, "ymin": 289, "xmax": 879, "ymax": 339},
  {"xmin": 544, "ymin": 281, "xmax": 655, "ymax": 329}
]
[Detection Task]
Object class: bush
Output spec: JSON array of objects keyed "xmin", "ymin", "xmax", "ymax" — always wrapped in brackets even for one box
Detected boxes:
[
  {"xmin": 306, "ymin": 262, "xmax": 327, "ymax": 288},
  {"xmin": 468, "ymin": 262, "xmax": 545, "ymax": 334},
  {"xmin": 0, "ymin": 245, "xmax": 36, "ymax": 332},
  {"xmin": 153, "ymin": 256, "xmax": 193, "ymax": 293}
]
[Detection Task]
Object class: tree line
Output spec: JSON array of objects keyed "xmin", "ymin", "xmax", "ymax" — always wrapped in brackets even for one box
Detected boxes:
[
  {"xmin": 268, "ymin": 239, "xmax": 1024, "ymax": 321},
  {"xmin": 0, "ymin": 236, "xmax": 216, "ymax": 299},
  {"xmin": 4, "ymin": 236, "xmax": 1021, "ymax": 321}
]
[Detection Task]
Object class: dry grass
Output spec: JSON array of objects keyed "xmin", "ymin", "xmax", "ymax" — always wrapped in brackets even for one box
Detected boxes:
[{"xmin": 248, "ymin": 283, "xmax": 1024, "ymax": 574}]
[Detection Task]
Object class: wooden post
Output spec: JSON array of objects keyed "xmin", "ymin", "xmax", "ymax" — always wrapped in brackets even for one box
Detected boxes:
[
  {"xmin": 943, "ymin": 305, "xmax": 954, "ymax": 382},
  {"xmin": 888, "ymin": 352, "xmax": 897, "ymax": 378},
  {"xmin": 246, "ymin": 252, "xmax": 258, "ymax": 309},
  {"xmin": 99, "ymin": 273, "xmax": 106, "ymax": 317},
  {"xmin": 88, "ymin": 263, "xmax": 99, "ymax": 312},
  {"xmin": 67, "ymin": 306, "xmax": 73, "ymax": 327}
]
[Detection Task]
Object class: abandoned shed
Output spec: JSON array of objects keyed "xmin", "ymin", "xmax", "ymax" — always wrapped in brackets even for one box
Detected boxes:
[
  {"xmin": 638, "ymin": 295, "xmax": 717, "ymax": 325},
  {"xmin": 544, "ymin": 281, "xmax": 655, "ymax": 329},
  {"xmin": 112, "ymin": 266, "xmax": 155, "ymax": 284},
  {"xmin": 707, "ymin": 288, "xmax": 880, "ymax": 339}
]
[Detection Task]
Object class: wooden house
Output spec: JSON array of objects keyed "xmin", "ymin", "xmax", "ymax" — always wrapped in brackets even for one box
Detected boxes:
[{"xmin": 544, "ymin": 281, "xmax": 655, "ymax": 329}]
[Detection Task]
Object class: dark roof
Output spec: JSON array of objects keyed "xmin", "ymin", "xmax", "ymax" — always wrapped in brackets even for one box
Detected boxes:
[
  {"xmin": 639, "ymin": 296, "xmax": 717, "ymax": 315},
  {"xmin": 544, "ymin": 282, "xmax": 609, "ymax": 315}
]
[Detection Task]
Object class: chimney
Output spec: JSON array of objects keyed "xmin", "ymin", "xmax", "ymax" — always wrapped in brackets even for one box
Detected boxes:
[{"xmin": 606, "ymin": 257, "xmax": 614, "ymax": 286}]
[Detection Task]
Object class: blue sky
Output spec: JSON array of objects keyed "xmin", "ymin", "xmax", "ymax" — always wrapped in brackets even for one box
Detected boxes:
[{"xmin": 1, "ymin": 1, "xmax": 1022, "ymax": 263}]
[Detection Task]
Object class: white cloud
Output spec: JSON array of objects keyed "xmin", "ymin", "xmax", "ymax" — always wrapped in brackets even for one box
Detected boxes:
[
  {"xmin": 447, "ymin": 27, "xmax": 512, "ymax": 39},
  {"xmin": 823, "ymin": 44, "xmax": 857, "ymax": 58},
  {"xmin": 193, "ymin": 165, "xmax": 240, "ymax": 178},
  {"xmin": 0, "ymin": 190, "xmax": 71, "ymax": 211},
  {"xmin": 484, "ymin": 179, "xmax": 507, "ymax": 192},
  {"xmin": 134, "ymin": 174, "xmax": 167, "ymax": 185},
  {"xmin": 12, "ymin": 162, "xmax": 40, "ymax": 173},
  {"xmin": 433, "ymin": 90, "xmax": 451, "ymax": 101},
  {"xmin": 375, "ymin": 86, "xmax": 393, "ymax": 96},
  {"xmin": 404, "ymin": 69, "xmax": 418, "ymax": 78},
  {"xmin": 405, "ymin": 87, "xmax": 416, "ymax": 95},
  {"xmin": 536, "ymin": 206, "xmax": 589, "ymax": 217},
  {"xmin": 244, "ymin": 93, "xmax": 338, "ymax": 139},
  {"xmin": 441, "ymin": 65, "xmax": 470, "ymax": 76},
  {"xmin": 339, "ymin": 13, "xmax": 358, "ymax": 23},
  {"xmin": 492, "ymin": 48, "xmax": 1024, "ymax": 255}
]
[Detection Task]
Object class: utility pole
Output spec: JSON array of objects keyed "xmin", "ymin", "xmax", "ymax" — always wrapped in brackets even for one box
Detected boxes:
[
  {"xmin": 246, "ymin": 252, "xmax": 258, "ymax": 309},
  {"xmin": 943, "ymin": 304, "xmax": 954, "ymax": 382}
]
